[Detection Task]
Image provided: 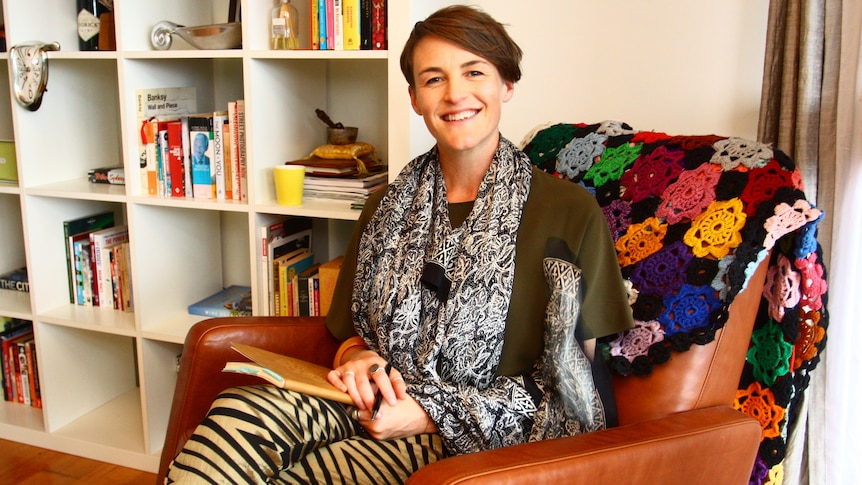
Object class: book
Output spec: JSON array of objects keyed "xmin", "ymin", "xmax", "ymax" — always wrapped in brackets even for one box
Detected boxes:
[
  {"xmin": 0, "ymin": 266, "xmax": 28, "ymax": 293},
  {"xmin": 359, "ymin": 0, "xmax": 372, "ymax": 50},
  {"xmin": 343, "ymin": 0, "xmax": 360, "ymax": 50},
  {"xmin": 223, "ymin": 112, "xmax": 235, "ymax": 200},
  {"xmin": 303, "ymin": 170, "xmax": 388, "ymax": 189},
  {"xmin": 157, "ymin": 120, "xmax": 170, "ymax": 197},
  {"xmin": 268, "ymin": 225, "xmax": 313, "ymax": 315},
  {"xmin": 258, "ymin": 217, "xmax": 313, "ymax": 316},
  {"xmin": 189, "ymin": 113, "xmax": 215, "ymax": 199},
  {"xmin": 319, "ymin": 0, "xmax": 328, "ymax": 49},
  {"xmin": 181, "ymin": 116, "xmax": 193, "ymax": 197},
  {"xmin": 88, "ymin": 166, "xmax": 125, "ymax": 185},
  {"xmin": 276, "ymin": 248, "xmax": 314, "ymax": 316},
  {"xmin": 236, "ymin": 100, "xmax": 248, "ymax": 201},
  {"xmin": 333, "ymin": 0, "xmax": 344, "ymax": 50},
  {"xmin": 1, "ymin": 321, "xmax": 32, "ymax": 402},
  {"xmin": 0, "ymin": 140, "xmax": 17, "ymax": 182},
  {"xmin": 72, "ymin": 237, "xmax": 93, "ymax": 305},
  {"xmin": 24, "ymin": 340, "xmax": 41, "ymax": 408},
  {"xmin": 318, "ymin": 255, "xmax": 344, "ymax": 316},
  {"xmin": 167, "ymin": 120, "xmax": 185, "ymax": 197},
  {"xmin": 89, "ymin": 225, "xmax": 129, "ymax": 308},
  {"xmin": 188, "ymin": 285, "xmax": 253, "ymax": 317},
  {"xmin": 284, "ymin": 155, "xmax": 382, "ymax": 176},
  {"xmin": 63, "ymin": 211, "xmax": 114, "ymax": 304},
  {"xmin": 310, "ymin": 0, "xmax": 321, "ymax": 50},
  {"xmin": 16, "ymin": 338, "xmax": 32, "ymax": 405},
  {"xmin": 296, "ymin": 264, "xmax": 320, "ymax": 317},
  {"xmin": 371, "ymin": 0, "xmax": 386, "ymax": 50},
  {"xmin": 223, "ymin": 342, "xmax": 351, "ymax": 404},
  {"xmin": 141, "ymin": 119, "xmax": 159, "ymax": 195},
  {"xmin": 134, "ymin": 87, "xmax": 197, "ymax": 196},
  {"xmin": 212, "ymin": 111, "xmax": 229, "ymax": 200}
]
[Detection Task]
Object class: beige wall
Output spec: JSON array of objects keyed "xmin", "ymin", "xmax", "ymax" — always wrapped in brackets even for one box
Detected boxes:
[{"xmin": 402, "ymin": 1, "xmax": 770, "ymax": 157}]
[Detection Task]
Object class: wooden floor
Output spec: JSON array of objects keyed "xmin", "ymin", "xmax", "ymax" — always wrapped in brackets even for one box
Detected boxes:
[{"xmin": 0, "ymin": 439, "xmax": 156, "ymax": 484}]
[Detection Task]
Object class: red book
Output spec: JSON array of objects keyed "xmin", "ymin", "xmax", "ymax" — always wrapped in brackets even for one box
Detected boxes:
[
  {"xmin": 372, "ymin": 0, "xmax": 386, "ymax": 50},
  {"xmin": 167, "ymin": 120, "xmax": 185, "ymax": 197}
]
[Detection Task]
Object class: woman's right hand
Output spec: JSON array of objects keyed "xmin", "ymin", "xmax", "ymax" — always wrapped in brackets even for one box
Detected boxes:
[{"xmin": 327, "ymin": 349, "xmax": 408, "ymax": 412}]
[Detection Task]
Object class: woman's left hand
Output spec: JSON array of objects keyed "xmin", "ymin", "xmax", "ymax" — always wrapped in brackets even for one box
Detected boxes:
[{"xmin": 352, "ymin": 392, "xmax": 439, "ymax": 441}]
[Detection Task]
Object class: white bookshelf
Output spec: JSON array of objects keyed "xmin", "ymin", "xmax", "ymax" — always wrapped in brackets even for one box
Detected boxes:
[{"xmin": 0, "ymin": 0, "xmax": 410, "ymax": 472}]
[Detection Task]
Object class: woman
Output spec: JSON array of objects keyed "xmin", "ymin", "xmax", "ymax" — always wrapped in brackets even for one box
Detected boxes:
[{"xmin": 167, "ymin": 5, "xmax": 632, "ymax": 484}]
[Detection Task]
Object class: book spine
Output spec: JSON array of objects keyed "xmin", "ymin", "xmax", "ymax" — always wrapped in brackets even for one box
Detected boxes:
[
  {"xmin": 333, "ymin": 0, "xmax": 344, "ymax": 50},
  {"xmin": 371, "ymin": 0, "xmax": 385, "ymax": 50},
  {"xmin": 319, "ymin": 0, "xmax": 328, "ymax": 50},
  {"xmin": 311, "ymin": 0, "xmax": 320, "ymax": 50},
  {"xmin": 167, "ymin": 120, "xmax": 185, "ymax": 197},
  {"xmin": 26, "ymin": 341, "xmax": 41, "ymax": 408},
  {"xmin": 182, "ymin": 116, "xmax": 193, "ymax": 197},
  {"xmin": 16, "ymin": 342, "xmax": 30, "ymax": 405},
  {"xmin": 260, "ymin": 225, "xmax": 272, "ymax": 317},
  {"xmin": 88, "ymin": 166, "xmax": 125, "ymax": 185},
  {"xmin": 360, "ymin": 0, "xmax": 372, "ymax": 50},
  {"xmin": 157, "ymin": 121, "xmax": 170, "ymax": 197},
  {"xmin": 343, "ymin": 0, "xmax": 360, "ymax": 50},
  {"xmin": 189, "ymin": 115, "xmax": 214, "ymax": 199},
  {"xmin": 298, "ymin": 273, "xmax": 311, "ymax": 316},
  {"xmin": 312, "ymin": 276, "xmax": 320, "ymax": 316},
  {"xmin": 223, "ymin": 121, "xmax": 234, "ymax": 199},
  {"xmin": 237, "ymin": 100, "xmax": 248, "ymax": 201},
  {"xmin": 0, "ymin": 272, "xmax": 28, "ymax": 293},
  {"xmin": 228, "ymin": 102, "xmax": 241, "ymax": 200},
  {"xmin": 212, "ymin": 112, "xmax": 228, "ymax": 200},
  {"xmin": 144, "ymin": 119, "xmax": 159, "ymax": 195}
]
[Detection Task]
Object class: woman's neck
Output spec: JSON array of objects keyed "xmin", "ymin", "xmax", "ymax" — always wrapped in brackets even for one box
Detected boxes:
[{"xmin": 438, "ymin": 138, "xmax": 499, "ymax": 203}]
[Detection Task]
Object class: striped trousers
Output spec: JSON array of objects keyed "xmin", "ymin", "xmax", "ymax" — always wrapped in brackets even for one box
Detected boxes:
[{"xmin": 165, "ymin": 385, "xmax": 445, "ymax": 484}]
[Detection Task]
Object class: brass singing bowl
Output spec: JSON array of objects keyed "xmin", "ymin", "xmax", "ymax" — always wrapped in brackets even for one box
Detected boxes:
[{"xmin": 151, "ymin": 21, "xmax": 242, "ymax": 50}]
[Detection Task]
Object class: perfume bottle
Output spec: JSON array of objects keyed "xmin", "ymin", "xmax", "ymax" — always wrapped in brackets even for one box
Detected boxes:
[{"xmin": 271, "ymin": 0, "xmax": 299, "ymax": 50}]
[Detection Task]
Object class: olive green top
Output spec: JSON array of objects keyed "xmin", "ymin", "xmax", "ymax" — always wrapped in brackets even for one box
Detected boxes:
[{"xmin": 326, "ymin": 167, "xmax": 633, "ymax": 376}]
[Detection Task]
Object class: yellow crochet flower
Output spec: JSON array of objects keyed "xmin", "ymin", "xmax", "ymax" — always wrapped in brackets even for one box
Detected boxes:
[
  {"xmin": 683, "ymin": 198, "xmax": 747, "ymax": 258},
  {"xmin": 614, "ymin": 217, "xmax": 667, "ymax": 267}
]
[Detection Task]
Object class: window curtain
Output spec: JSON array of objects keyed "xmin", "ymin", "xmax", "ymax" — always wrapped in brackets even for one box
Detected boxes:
[{"xmin": 757, "ymin": 1, "xmax": 861, "ymax": 484}]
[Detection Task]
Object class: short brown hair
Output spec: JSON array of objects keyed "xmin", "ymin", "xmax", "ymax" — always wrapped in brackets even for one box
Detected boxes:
[{"xmin": 400, "ymin": 5, "xmax": 523, "ymax": 88}]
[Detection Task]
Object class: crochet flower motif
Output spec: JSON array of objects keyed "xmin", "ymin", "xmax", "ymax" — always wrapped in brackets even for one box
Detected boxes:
[
  {"xmin": 762, "ymin": 199, "xmax": 822, "ymax": 251},
  {"xmin": 614, "ymin": 216, "xmax": 667, "ymax": 267},
  {"xmin": 629, "ymin": 241, "xmax": 692, "ymax": 297},
  {"xmin": 657, "ymin": 163, "xmax": 722, "ymax": 224},
  {"xmin": 794, "ymin": 310, "xmax": 825, "ymax": 370},
  {"xmin": 747, "ymin": 321, "xmax": 793, "ymax": 387},
  {"xmin": 734, "ymin": 381, "xmax": 786, "ymax": 440},
  {"xmin": 795, "ymin": 253, "xmax": 827, "ymax": 312},
  {"xmin": 763, "ymin": 255, "xmax": 801, "ymax": 321},
  {"xmin": 601, "ymin": 199, "xmax": 632, "ymax": 241},
  {"xmin": 711, "ymin": 137, "xmax": 773, "ymax": 170},
  {"xmin": 631, "ymin": 130, "xmax": 670, "ymax": 144},
  {"xmin": 741, "ymin": 160, "xmax": 799, "ymax": 216},
  {"xmin": 683, "ymin": 198, "xmax": 747, "ymax": 258},
  {"xmin": 596, "ymin": 120, "xmax": 636, "ymax": 137},
  {"xmin": 608, "ymin": 319, "xmax": 664, "ymax": 362},
  {"xmin": 658, "ymin": 284, "xmax": 722, "ymax": 336},
  {"xmin": 584, "ymin": 143, "xmax": 642, "ymax": 187},
  {"xmin": 555, "ymin": 132, "xmax": 607, "ymax": 180},
  {"xmin": 667, "ymin": 134, "xmax": 725, "ymax": 151},
  {"xmin": 522, "ymin": 123, "xmax": 577, "ymax": 165},
  {"xmin": 620, "ymin": 145, "xmax": 685, "ymax": 202}
]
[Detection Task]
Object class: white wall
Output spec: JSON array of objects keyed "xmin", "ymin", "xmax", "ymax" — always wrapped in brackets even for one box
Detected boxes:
[{"xmin": 402, "ymin": 1, "xmax": 770, "ymax": 158}]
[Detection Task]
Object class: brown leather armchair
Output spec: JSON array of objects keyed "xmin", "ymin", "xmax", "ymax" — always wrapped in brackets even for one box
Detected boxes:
[{"xmin": 157, "ymin": 257, "xmax": 766, "ymax": 484}]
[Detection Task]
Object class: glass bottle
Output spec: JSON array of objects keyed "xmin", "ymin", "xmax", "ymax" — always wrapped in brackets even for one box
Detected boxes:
[{"xmin": 271, "ymin": 0, "xmax": 299, "ymax": 50}]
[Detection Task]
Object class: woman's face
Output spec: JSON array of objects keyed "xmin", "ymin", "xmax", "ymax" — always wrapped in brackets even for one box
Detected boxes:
[{"xmin": 408, "ymin": 36, "xmax": 514, "ymax": 161}]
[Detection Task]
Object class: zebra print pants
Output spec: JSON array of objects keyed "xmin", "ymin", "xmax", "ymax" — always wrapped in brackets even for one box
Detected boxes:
[{"xmin": 165, "ymin": 385, "xmax": 445, "ymax": 484}]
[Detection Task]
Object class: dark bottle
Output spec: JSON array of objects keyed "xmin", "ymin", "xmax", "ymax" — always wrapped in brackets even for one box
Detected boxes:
[{"xmin": 76, "ymin": 0, "xmax": 104, "ymax": 50}]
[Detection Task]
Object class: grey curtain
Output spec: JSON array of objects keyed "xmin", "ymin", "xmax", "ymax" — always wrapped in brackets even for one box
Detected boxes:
[{"xmin": 757, "ymin": 1, "xmax": 861, "ymax": 484}]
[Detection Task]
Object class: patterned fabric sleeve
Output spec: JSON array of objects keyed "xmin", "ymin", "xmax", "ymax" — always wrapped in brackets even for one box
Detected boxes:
[{"xmin": 409, "ymin": 375, "xmax": 537, "ymax": 454}]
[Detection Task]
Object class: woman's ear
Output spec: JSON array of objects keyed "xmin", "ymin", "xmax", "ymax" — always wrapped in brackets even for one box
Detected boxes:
[{"xmin": 408, "ymin": 85, "xmax": 422, "ymax": 115}]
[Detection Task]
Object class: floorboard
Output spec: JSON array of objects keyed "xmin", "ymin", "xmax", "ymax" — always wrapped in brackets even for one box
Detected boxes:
[{"xmin": 0, "ymin": 439, "xmax": 156, "ymax": 484}]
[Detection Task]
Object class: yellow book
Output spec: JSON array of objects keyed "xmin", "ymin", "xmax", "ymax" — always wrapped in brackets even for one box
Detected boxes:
[
  {"xmin": 318, "ymin": 255, "xmax": 344, "ymax": 316},
  {"xmin": 342, "ymin": 0, "xmax": 360, "ymax": 50}
]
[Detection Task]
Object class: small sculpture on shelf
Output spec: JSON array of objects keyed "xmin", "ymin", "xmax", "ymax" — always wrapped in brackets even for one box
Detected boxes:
[{"xmin": 150, "ymin": 21, "xmax": 242, "ymax": 50}]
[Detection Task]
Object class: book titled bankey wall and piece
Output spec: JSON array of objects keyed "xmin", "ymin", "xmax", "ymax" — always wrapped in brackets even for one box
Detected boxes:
[{"xmin": 223, "ymin": 342, "xmax": 351, "ymax": 404}]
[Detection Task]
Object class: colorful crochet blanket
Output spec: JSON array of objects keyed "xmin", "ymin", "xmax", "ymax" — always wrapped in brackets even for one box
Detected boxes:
[{"xmin": 521, "ymin": 121, "xmax": 828, "ymax": 484}]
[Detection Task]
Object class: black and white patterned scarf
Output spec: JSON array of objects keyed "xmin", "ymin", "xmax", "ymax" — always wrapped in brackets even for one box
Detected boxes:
[{"xmin": 352, "ymin": 137, "xmax": 531, "ymax": 392}]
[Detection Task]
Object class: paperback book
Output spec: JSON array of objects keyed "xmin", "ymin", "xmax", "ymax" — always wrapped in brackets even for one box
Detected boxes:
[{"xmin": 188, "ymin": 285, "xmax": 253, "ymax": 317}]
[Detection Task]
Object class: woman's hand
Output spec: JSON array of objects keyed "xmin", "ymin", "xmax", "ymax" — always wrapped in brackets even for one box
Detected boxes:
[
  {"xmin": 326, "ymin": 350, "xmax": 437, "ymax": 440},
  {"xmin": 327, "ymin": 349, "xmax": 408, "ymax": 411}
]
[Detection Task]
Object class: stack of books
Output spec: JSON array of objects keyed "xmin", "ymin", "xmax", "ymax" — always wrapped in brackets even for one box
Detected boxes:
[{"xmin": 285, "ymin": 157, "xmax": 387, "ymax": 206}]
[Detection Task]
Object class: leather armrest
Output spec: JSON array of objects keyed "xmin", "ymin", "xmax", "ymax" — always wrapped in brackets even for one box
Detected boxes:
[
  {"xmin": 406, "ymin": 406, "xmax": 761, "ymax": 485},
  {"xmin": 157, "ymin": 316, "xmax": 340, "ymax": 481}
]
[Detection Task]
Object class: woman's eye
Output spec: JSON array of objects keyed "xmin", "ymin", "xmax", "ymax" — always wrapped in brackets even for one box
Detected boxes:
[{"xmin": 467, "ymin": 71, "xmax": 484, "ymax": 77}]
